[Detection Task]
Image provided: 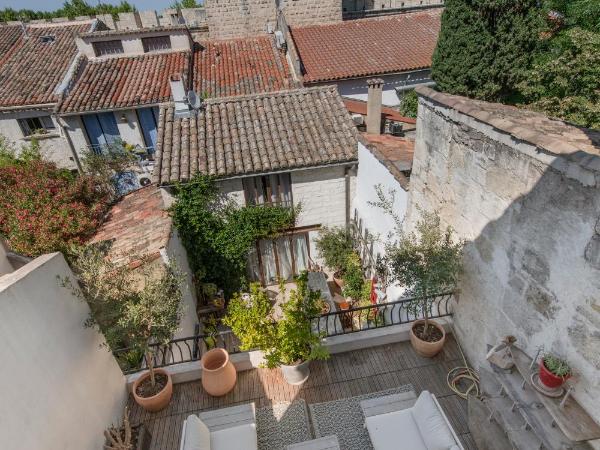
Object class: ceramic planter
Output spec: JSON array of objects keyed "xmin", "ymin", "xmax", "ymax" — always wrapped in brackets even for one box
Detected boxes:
[
  {"xmin": 132, "ymin": 368, "xmax": 173, "ymax": 412},
  {"xmin": 281, "ymin": 360, "xmax": 310, "ymax": 385},
  {"xmin": 539, "ymin": 359, "xmax": 570, "ymax": 389},
  {"xmin": 201, "ymin": 348, "xmax": 237, "ymax": 396},
  {"xmin": 409, "ymin": 319, "xmax": 446, "ymax": 358}
]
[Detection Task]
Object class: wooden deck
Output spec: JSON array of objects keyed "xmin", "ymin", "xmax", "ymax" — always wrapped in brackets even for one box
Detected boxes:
[{"xmin": 128, "ymin": 336, "xmax": 478, "ymax": 450}]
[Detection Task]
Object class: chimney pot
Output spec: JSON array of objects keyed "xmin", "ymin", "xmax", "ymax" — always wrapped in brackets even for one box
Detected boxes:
[{"xmin": 366, "ymin": 78, "xmax": 384, "ymax": 135}]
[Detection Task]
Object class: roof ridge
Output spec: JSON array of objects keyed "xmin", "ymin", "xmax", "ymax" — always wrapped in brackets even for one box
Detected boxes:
[{"xmin": 200, "ymin": 85, "xmax": 338, "ymax": 105}]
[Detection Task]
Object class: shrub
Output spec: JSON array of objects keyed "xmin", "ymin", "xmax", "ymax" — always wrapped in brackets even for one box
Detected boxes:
[
  {"xmin": 224, "ymin": 273, "xmax": 328, "ymax": 367},
  {"xmin": 314, "ymin": 226, "xmax": 355, "ymax": 273},
  {"xmin": 398, "ymin": 89, "xmax": 419, "ymax": 119},
  {"xmin": 0, "ymin": 146, "xmax": 110, "ymax": 257},
  {"xmin": 341, "ymin": 253, "xmax": 366, "ymax": 301}
]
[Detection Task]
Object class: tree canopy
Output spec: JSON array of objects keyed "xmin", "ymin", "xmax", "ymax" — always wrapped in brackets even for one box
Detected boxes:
[{"xmin": 0, "ymin": 0, "xmax": 134, "ymax": 22}]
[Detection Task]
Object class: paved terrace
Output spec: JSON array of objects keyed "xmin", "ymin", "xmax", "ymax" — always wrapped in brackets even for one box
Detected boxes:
[{"xmin": 128, "ymin": 336, "xmax": 477, "ymax": 450}]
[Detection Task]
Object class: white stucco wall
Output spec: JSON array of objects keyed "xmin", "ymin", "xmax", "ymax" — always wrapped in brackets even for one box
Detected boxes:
[
  {"xmin": 0, "ymin": 252, "xmax": 127, "ymax": 450},
  {"xmin": 165, "ymin": 229, "xmax": 199, "ymax": 340},
  {"xmin": 115, "ymin": 109, "xmax": 146, "ymax": 147},
  {"xmin": 352, "ymin": 142, "xmax": 409, "ymax": 298},
  {"xmin": 0, "ymin": 113, "xmax": 77, "ymax": 169},
  {"xmin": 0, "ymin": 241, "xmax": 14, "ymax": 276},
  {"xmin": 318, "ymin": 70, "xmax": 432, "ymax": 106}
]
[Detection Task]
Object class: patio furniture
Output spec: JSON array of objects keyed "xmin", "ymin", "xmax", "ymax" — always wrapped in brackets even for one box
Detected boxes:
[
  {"xmin": 287, "ymin": 435, "xmax": 340, "ymax": 450},
  {"xmin": 361, "ymin": 390, "xmax": 464, "ymax": 450},
  {"xmin": 180, "ymin": 403, "xmax": 257, "ymax": 450}
]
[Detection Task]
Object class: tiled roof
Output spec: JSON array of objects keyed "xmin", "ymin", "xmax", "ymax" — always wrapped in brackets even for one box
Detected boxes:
[
  {"xmin": 343, "ymin": 98, "xmax": 417, "ymax": 125},
  {"xmin": 0, "ymin": 22, "xmax": 91, "ymax": 108},
  {"xmin": 0, "ymin": 25, "xmax": 22, "ymax": 64},
  {"xmin": 416, "ymin": 86, "xmax": 600, "ymax": 157},
  {"xmin": 359, "ymin": 133, "xmax": 414, "ymax": 190},
  {"xmin": 89, "ymin": 185, "xmax": 172, "ymax": 267},
  {"xmin": 153, "ymin": 86, "xmax": 359, "ymax": 185},
  {"xmin": 78, "ymin": 25, "xmax": 187, "ymax": 38},
  {"xmin": 58, "ymin": 51, "xmax": 191, "ymax": 113},
  {"xmin": 193, "ymin": 36, "xmax": 295, "ymax": 98},
  {"xmin": 290, "ymin": 9, "xmax": 441, "ymax": 83}
]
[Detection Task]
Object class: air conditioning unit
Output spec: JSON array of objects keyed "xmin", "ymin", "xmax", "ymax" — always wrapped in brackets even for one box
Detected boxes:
[
  {"xmin": 390, "ymin": 122, "xmax": 403, "ymax": 136},
  {"xmin": 351, "ymin": 114, "xmax": 364, "ymax": 126}
]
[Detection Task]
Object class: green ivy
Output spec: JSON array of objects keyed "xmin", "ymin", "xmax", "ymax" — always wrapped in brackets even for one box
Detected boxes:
[
  {"xmin": 170, "ymin": 174, "xmax": 297, "ymax": 296},
  {"xmin": 398, "ymin": 89, "xmax": 419, "ymax": 119}
]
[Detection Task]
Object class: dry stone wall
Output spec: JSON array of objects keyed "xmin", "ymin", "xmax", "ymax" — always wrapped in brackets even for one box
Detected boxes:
[
  {"xmin": 407, "ymin": 94, "xmax": 600, "ymax": 428},
  {"xmin": 205, "ymin": 0, "xmax": 277, "ymax": 39},
  {"xmin": 280, "ymin": 0, "xmax": 341, "ymax": 26}
]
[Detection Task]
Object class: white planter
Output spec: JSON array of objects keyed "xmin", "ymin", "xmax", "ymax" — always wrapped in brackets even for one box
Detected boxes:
[{"xmin": 280, "ymin": 360, "xmax": 310, "ymax": 385}]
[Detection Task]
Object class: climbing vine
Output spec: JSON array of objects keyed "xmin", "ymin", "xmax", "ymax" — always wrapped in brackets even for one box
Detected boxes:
[{"xmin": 170, "ymin": 174, "xmax": 298, "ymax": 297}]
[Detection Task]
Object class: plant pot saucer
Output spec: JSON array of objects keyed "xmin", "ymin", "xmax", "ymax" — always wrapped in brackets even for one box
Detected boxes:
[{"xmin": 530, "ymin": 372, "xmax": 565, "ymax": 397}]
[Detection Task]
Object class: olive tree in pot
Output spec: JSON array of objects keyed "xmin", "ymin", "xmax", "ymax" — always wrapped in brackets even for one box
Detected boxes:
[
  {"xmin": 224, "ymin": 272, "xmax": 329, "ymax": 385},
  {"xmin": 384, "ymin": 210, "xmax": 463, "ymax": 357},
  {"xmin": 64, "ymin": 244, "xmax": 184, "ymax": 412},
  {"xmin": 315, "ymin": 226, "xmax": 355, "ymax": 288}
]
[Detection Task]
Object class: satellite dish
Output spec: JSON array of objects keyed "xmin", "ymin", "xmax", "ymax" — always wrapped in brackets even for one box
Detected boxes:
[{"xmin": 186, "ymin": 90, "xmax": 202, "ymax": 110}]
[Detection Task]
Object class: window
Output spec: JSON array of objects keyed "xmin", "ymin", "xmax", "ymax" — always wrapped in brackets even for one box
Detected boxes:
[
  {"xmin": 39, "ymin": 35, "xmax": 55, "ymax": 44},
  {"xmin": 93, "ymin": 40, "xmax": 124, "ymax": 57},
  {"xmin": 248, "ymin": 232, "xmax": 310, "ymax": 284},
  {"xmin": 17, "ymin": 116, "xmax": 55, "ymax": 137},
  {"xmin": 142, "ymin": 36, "xmax": 172, "ymax": 53},
  {"xmin": 82, "ymin": 112, "xmax": 121, "ymax": 152},
  {"xmin": 136, "ymin": 107, "xmax": 160, "ymax": 154},
  {"xmin": 243, "ymin": 173, "xmax": 292, "ymax": 206}
]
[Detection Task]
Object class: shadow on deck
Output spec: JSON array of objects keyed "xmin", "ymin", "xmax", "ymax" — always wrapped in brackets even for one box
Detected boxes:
[{"xmin": 128, "ymin": 335, "xmax": 478, "ymax": 450}]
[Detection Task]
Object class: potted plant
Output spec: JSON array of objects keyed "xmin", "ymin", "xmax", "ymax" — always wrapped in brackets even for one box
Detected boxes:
[
  {"xmin": 315, "ymin": 226, "xmax": 355, "ymax": 287},
  {"xmin": 104, "ymin": 407, "xmax": 151, "ymax": 450},
  {"xmin": 384, "ymin": 210, "xmax": 463, "ymax": 357},
  {"xmin": 224, "ymin": 272, "xmax": 329, "ymax": 385},
  {"xmin": 539, "ymin": 354, "xmax": 571, "ymax": 389},
  {"xmin": 64, "ymin": 245, "xmax": 184, "ymax": 412}
]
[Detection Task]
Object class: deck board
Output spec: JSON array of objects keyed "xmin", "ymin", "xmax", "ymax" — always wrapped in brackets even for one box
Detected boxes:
[{"xmin": 128, "ymin": 336, "xmax": 478, "ymax": 450}]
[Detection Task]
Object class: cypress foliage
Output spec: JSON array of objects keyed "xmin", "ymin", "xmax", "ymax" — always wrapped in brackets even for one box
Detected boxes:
[{"xmin": 432, "ymin": 0, "xmax": 544, "ymax": 102}]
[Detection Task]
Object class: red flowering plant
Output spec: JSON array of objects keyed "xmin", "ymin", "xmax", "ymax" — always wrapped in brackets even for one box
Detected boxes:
[{"xmin": 0, "ymin": 145, "xmax": 110, "ymax": 257}]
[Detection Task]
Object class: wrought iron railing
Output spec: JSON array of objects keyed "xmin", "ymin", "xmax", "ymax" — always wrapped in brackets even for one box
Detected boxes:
[
  {"xmin": 310, "ymin": 292, "xmax": 454, "ymax": 338},
  {"xmin": 114, "ymin": 292, "xmax": 454, "ymax": 374},
  {"xmin": 113, "ymin": 329, "xmax": 241, "ymax": 375}
]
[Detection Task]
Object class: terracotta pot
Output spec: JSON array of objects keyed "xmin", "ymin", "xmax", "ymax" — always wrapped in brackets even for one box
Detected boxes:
[
  {"xmin": 281, "ymin": 360, "xmax": 310, "ymax": 385},
  {"xmin": 409, "ymin": 319, "xmax": 446, "ymax": 358},
  {"xmin": 201, "ymin": 348, "xmax": 237, "ymax": 396},
  {"xmin": 539, "ymin": 359, "xmax": 570, "ymax": 389},
  {"xmin": 132, "ymin": 368, "xmax": 173, "ymax": 412}
]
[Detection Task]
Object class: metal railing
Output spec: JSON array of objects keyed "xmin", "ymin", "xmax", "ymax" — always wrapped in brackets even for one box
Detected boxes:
[
  {"xmin": 113, "ymin": 329, "xmax": 241, "ymax": 375},
  {"xmin": 311, "ymin": 292, "xmax": 454, "ymax": 338},
  {"xmin": 114, "ymin": 292, "xmax": 454, "ymax": 374},
  {"xmin": 342, "ymin": 4, "xmax": 444, "ymax": 20}
]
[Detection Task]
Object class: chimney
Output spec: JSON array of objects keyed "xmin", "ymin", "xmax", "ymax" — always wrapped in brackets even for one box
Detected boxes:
[
  {"xmin": 170, "ymin": 74, "xmax": 190, "ymax": 117},
  {"xmin": 366, "ymin": 78, "xmax": 383, "ymax": 135}
]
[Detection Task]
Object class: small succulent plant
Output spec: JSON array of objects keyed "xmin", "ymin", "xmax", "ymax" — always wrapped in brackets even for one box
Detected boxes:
[{"xmin": 543, "ymin": 354, "xmax": 571, "ymax": 377}]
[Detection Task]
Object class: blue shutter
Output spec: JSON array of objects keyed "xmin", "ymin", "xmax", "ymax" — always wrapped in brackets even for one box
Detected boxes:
[
  {"xmin": 97, "ymin": 112, "xmax": 120, "ymax": 145},
  {"xmin": 82, "ymin": 114, "xmax": 106, "ymax": 153},
  {"xmin": 138, "ymin": 108, "xmax": 158, "ymax": 152}
]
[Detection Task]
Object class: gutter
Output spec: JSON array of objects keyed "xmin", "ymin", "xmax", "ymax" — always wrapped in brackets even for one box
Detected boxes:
[{"xmin": 306, "ymin": 68, "xmax": 432, "ymax": 85}]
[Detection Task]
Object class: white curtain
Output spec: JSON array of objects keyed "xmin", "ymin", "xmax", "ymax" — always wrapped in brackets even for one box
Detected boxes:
[
  {"xmin": 294, "ymin": 234, "xmax": 309, "ymax": 272},
  {"xmin": 247, "ymin": 246, "xmax": 261, "ymax": 282},
  {"xmin": 260, "ymin": 240, "xmax": 277, "ymax": 284},
  {"xmin": 276, "ymin": 236, "xmax": 293, "ymax": 281}
]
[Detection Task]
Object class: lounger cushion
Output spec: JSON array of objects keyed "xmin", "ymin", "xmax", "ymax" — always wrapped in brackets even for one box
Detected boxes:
[
  {"xmin": 365, "ymin": 409, "xmax": 427, "ymax": 450},
  {"xmin": 411, "ymin": 391, "xmax": 456, "ymax": 450},
  {"xmin": 211, "ymin": 423, "xmax": 258, "ymax": 450},
  {"xmin": 182, "ymin": 415, "xmax": 211, "ymax": 450}
]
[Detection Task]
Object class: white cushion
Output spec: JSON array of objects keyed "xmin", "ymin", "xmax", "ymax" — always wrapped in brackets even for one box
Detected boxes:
[
  {"xmin": 365, "ymin": 409, "xmax": 427, "ymax": 450},
  {"xmin": 211, "ymin": 423, "xmax": 257, "ymax": 450},
  {"xmin": 411, "ymin": 391, "xmax": 457, "ymax": 450},
  {"xmin": 182, "ymin": 415, "xmax": 211, "ymax": 450}
]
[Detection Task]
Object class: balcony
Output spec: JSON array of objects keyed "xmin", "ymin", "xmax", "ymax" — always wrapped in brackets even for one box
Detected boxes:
[{"xmin": 126, "ymin": 336, "xmax": 476, "ymax": 450}]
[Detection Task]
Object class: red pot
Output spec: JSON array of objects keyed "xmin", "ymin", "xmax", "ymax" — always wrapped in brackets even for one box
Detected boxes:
[{"xmin": 539, "ymin": 359, "xmax": 570, "ymax": 389}]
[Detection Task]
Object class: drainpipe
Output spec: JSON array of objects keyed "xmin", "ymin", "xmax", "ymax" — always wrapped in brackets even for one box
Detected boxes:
[
  {"xmin": 345, "ymin": 164, "xmax": 355, "ymax": 227},
  {"xmin": 56, "ymin": 116, "xmax": 83, "ymax": 173}
]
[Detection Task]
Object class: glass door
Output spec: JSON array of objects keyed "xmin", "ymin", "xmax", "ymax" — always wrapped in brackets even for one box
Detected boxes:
[
  {"xmin": 82, "ymin": 112, "xmax": 120, "ymax": 153},
  {"xmin": 137, "ymin": 107, "xmax": 159, "ymax": 154}
]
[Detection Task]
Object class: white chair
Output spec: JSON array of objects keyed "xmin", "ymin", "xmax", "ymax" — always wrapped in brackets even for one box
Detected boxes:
[
  {"xmin": 361, "ymin": 390, "xmax": 464, "ymax": 450},
  {"xmin": 180, "ymin": 403, "xmax": 258, "ymax": 450}
]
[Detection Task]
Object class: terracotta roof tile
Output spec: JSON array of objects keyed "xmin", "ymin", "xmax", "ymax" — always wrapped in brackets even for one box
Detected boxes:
[
  {"xmin": 290, "ymin": 9, "xmax": 441, "ymax": 83},
  {"xmin": 59, "ymin": 51, "xmax": 191, "ymax": 113},
  {"xmin": 153, "ymin": 86, "xmax": 359, "ymax": 185},
  {"xmin": 0, "ymin": 25, "xmax": 23, "ymax": 64},
  {"xmin": 0, "ymin": 22, "xmax": 90, "ymax": 108},
  {"xmin": 193, "ymin": 36, "xmax": 296, "ymax": 98},
  {"xmin": 359, "ymin": 133, "xmax": 414, "ymax": 189},
  {"xmin": 343, "ymin": 98, "xmax": 417, "ymax": 124},
  {"xmin": 89, "ymin": 185, "xmax": 172, "ymax": 266}
]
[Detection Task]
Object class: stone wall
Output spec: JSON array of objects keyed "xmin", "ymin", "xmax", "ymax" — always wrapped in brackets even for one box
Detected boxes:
[
  {"xmin": 407, "ymin": 90, "xmax": 600, "ymax": 429},
  {"xmin": 280, "ymin": 0, "xmax": 341, "ymax": 26},
  {"xmin": 205, "ymin": 0, "xmax": 277, "ymax": 39}
]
